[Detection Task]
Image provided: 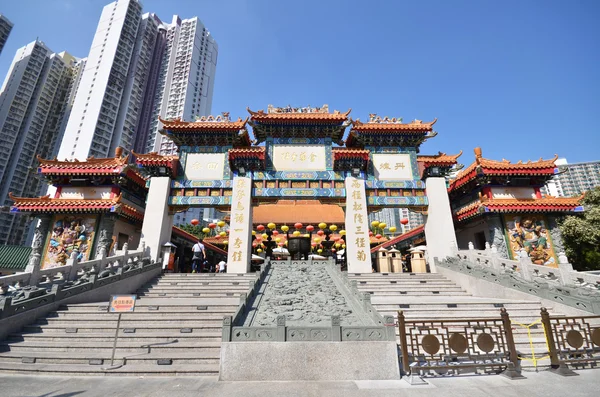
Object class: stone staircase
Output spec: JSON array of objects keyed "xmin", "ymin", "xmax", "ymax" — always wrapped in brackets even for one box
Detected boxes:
[
  {"xmin": 0, "ymin": 272, "xmax": 256, "ymax": 376},
  {"xmin": 347, "ymin": 272, "xmax": 561, "ymax": 368}
]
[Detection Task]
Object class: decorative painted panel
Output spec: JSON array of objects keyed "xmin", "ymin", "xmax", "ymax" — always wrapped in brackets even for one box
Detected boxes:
[
  {"xmin": 172, "ymin": 180, "xmax": 233, "ymax": 188},
  {"xmin": 365, "ymin": 180, "xmax": 426, "ymax": 189},
  {"xmin": 252, "ymin": 170, "xmax": 344, "ymax": 180},
  {"xmin": 253, "ymin": 188, "xmax": 345, "ymax": 198},
  {"xmin": 367, "ymin": 196, "xmax": 428, "ymax": 206},
  {"xmin": 169, "ymin": 196, "xmax": 231, "ymax": 206},
  {"xmin": 503, "ymin": 213, "xmax": 557, "ymax": 267},
  {"xmin": 42, "ymin": 214, "xmax": 98, "ymax": 269}
]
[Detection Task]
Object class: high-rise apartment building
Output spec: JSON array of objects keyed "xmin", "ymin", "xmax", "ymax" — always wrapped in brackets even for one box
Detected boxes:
[
  {"xmin": 144, "ymin": 15, "xmax": 218, "ymax": 155},
  {"xmin": 57, "ymin": 0, "xmax": 218, "ymax": 161},
  {"xmin": 0, "ymin": 41, "xmax": 78, "ymax": 245},
  {"xmin": 57, "ymin": 0, "xmax": 143, "ymax": 160},
  {"xmin": 0, "ymin": 14, "xmax": 13, "ymax": 55},
  {"xmin": 543, "ymin": 158, "xmax": 600, "ymax": 197}
]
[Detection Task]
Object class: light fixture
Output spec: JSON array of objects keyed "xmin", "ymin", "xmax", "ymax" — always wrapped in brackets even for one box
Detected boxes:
[
  {"xmin": 352, "ymin": 168, "xmax": 360, "ymax": 177},
  {"xmin": 158, "ymin": 166, "xmax": 167, "ymax": 175},
  {"xmin": 238, "ymin": 167, "xmax": 246, "ymax": 176},
  {"xmin": 430, "ymin": 167, "xmax": 440, "ymax": 176}
]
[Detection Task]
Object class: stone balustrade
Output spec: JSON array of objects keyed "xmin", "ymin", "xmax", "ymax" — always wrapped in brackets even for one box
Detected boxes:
[
  {"xmin": 457, "ymin": 243, "xmax": 600, "ymax": 289},
  {"xmin": 435, "ymin": 242, "xmax": 600, "ymax": 314},
  {"xmin": 0, "ymin": 242, "xmax": 149, "ymax": 294}
]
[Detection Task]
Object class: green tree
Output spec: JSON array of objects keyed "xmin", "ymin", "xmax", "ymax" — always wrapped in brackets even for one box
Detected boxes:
[
  {"xmin": 560, "ymin": 187, "xmax": 600, "ymax": 271},
  {"xmin": 178, "ymin": 224, "xmax": 203, "ymax": 239}
]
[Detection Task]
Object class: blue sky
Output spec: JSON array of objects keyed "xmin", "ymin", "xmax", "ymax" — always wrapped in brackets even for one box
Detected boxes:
[{"xmin": 1, "ymin": 0, "xmax": 598, "ymax": 166}]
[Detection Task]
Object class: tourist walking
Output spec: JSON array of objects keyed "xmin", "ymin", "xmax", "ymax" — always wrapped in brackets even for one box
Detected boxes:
[{"xmin": 191, "ymin": 239, "xmax": 206, "ymax": 273}]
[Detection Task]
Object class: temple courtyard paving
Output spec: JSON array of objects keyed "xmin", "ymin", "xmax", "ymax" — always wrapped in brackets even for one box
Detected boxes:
[{"xmin": 1, "ymin": 371, "xmax": 599, "ymax": 397}]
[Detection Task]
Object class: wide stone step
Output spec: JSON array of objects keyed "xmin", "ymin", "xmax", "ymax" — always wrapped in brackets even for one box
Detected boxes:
[
  {"xmin": 352, "ymin": 280, "xmax": 457, "ymax": 285},
  {"xmin": 24, "ymin": 325, "xmax": 223, "ymax": 334},
  {"xmin": 3, "ymin": 341, "xmax": 222, "ymax": 354},
  {"xmin": 62, "ymin": 297, "xmax": 240, "ymax": 307},
  {"xmin": 0, "ymin": 350, "xmax": 222, "ymax": 365},
  {"xmin": 356, "ymin": 284, "xmax": 464, "ymax": 290},
  {"xmin": 8, "ymin": 333, "xmax": 222, "ymax": 343},
  {"xmin": 35, "ymin": 319, "xmax": 225, "ymax": 327},
  {"xmin": 0, "ymin": 362, "xmax": 219, "ymax": 376},
  {"xmin": 140, "ymin": 286, "xmax": 250, "ymax": 292},
  {"xmin": 138, "ymin": 290, "xmax": 248, "ymax": 298},
  {"xmin": 59, "ymin": 304, "xmax": 238, "ymax": 313},
  {"xmin": 47, "ymin": 313, "xmax": 228, "ymax": 321},
  {"xmin": 51, "ymin": 312, "xmax": 232, "ymax": 320},
  {"xmin": 363, "ymin": 291, "xmax": 470, "ymax": 296},
  {"xmin": 373, "ymin": 303, "xmax": 545, "ymax": 311}
]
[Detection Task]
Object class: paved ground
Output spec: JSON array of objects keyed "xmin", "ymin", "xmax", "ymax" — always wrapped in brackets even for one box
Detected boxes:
[{"xmin": 1, "ymin": 370, "xmax": 599, "ymax": 397}]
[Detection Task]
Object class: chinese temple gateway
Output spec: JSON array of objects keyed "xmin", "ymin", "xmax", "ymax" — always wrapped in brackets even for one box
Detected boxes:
[
  {"xmin": 133, "ymin": 105, "xmax": 459, "ymax": 273},
  {"xmin": 8, "ymin": 105, "xmax": 584, "ymax": 273}
]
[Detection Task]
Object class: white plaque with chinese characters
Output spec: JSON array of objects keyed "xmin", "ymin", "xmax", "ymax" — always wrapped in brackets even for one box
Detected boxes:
[
  {"xmin": 184, "ymin": 153, "xmax": 225, "ymax": 180},
  {"xmin": 226, "ymin": 176, "xmax": 253, "ymax": 273},
  {"xmin": 272, "ymin": 145, "xmax": 326, "ymax": 171},
  {"xmin": 345, "ymin": 177, "xmax": 372, "ymax": 273},
  {"xmin": 372, "ymin": 154, "xmax": 413, "ymax": 181}
]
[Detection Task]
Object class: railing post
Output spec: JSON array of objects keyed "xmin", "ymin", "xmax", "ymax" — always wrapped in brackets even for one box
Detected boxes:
[
  {"xmin": 67, "ymin": 249, "xmax": 80, "ymax": 281},
  {"xmin": 222, "ymin": 315, "xmax": 232, "ymax": 342},
  {"xmin": 500, "ymin": 308, "xmax": 524, "ymax": 379},
  {"xmin": 518, "ymin": 255, "xmax": 533, "ymax": 281},
  {"xmin": 556, "ymin": 254, "xmax": 573, "ymax": 286},
  {"xmin": 539, "ymin": 307, "xmax": 577, "ymax": 377},
  {"xmin": 276, "ymin": 315, "xmax": 286, "ymax": 342},
  {"xmin": 122, "ymin": 243, "xmax": 129, "ymax": 267},
  {"xmin": 397, "ymin": 311, "xmax": 410, "ymax": 376}
]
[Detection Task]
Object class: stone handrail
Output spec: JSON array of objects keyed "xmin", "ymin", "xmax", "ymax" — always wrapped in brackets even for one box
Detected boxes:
[
  {"xmin": 436, "ymin": 244, "xmax": 600, "ymax": 314},
  {"xmin": 0, "ymin": 242, "xmax": 150, "ymax": 294},
  {"xmin": 457, "ymin": 244, "xmax": 600, "ymax": 288}
]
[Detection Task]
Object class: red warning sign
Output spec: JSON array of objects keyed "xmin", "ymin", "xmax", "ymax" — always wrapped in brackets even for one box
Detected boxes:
[{"xmin": 109, "ymin": 295, "xmax": 136, "ymax": 313}]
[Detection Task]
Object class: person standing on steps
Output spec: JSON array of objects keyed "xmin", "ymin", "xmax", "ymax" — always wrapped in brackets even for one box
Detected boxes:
[{"xmin": 191, "ymin": 239, "xmax": 206, "ymax": 273}]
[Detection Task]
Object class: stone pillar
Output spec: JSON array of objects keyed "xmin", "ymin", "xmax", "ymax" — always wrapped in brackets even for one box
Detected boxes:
[
  {"xmin": 141, "ymin": 176, "xmax": 174, "ymax": 262},
  {"xmin": 423, "ymin": 177, "xmax": 458, "ymax": 272},
  {"xmin": 95, "ymin": 214, "xmax": 117, "ymax": 259},
  {"xmin": 25, "ymin": 214, "xmax": 52, "ymax": 276},
  {"xmin": 345, "ymin": 177, "xmax": 372, "ymax": 273},
  {"xmin": 227, "ymin": 176, "xmax": 253, "ymax": 274}
]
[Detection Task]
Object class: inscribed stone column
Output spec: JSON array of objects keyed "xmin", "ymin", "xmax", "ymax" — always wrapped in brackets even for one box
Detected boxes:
[
  {"xmin": 423, "ymin": 177, "xmax": 458, "ymax": 272},
  {"xmin": 227, "ymin": 176, "xmax": 253, "ymax": 274},
  {"xmin": 141, "ymin": 176, "xmax": 174, "ymax": 262},
  {"xmin": 345, "ymin": 177, "xmax": 372, "ymax": 273}
]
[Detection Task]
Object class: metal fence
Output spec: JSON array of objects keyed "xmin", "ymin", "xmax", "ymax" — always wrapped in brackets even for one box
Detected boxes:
[
  {"xmin": 397, "ymin": 309, "xmax": 523, "ymax": 379},
  {"xmin": 541, "ymin": 307, "xmax": 600, "ymax": 375}
]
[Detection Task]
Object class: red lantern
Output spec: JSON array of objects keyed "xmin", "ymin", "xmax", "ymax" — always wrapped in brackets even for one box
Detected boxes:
[
  {"xmin": 400, "ymin": 218, "xmax": 409, "ymax": 225},
  {"xmin": 334, "ymin": 236, "xmax": 340, "ymax": 241},
  {"xmin": 257, "ymin": 224, "xmax": 265, "ymax": 231},
  {"xmin": 216, "ymin": 234, "xmax": 222, "ymax": 239},
  {"xmin": 252, "ymin": 242, "xmax": 257, "ymax": 247},
  {"xmin": 317, "ymin": 230, "xmax": 324, "ymax": 236},
  {"xmin": 272, "ymin": 230, "xmax": 279, "ymax": 236},
  {"xmin": 190, "ymin": 219, "xmax": 199, "ymax": 226},
  {"xmin": 278, "ymin": 242, "xmax": 284, "ymax": 247},
  {"xmin": 208, "ymin": 223, "xmax": 217, "ymax": 229},
  {"xmin": 369, "ymin": 231, "xmax": 374, "ymax": 236},
  {"xmin": 331, "ymin": 248, "xmax": 336, "ymax": 253},
  {"xmin": 294, "ymin": 222, "xmax": 303, "ymax": 230},
  {"xmin": 375, "ymin": 234, "xmax": 382, "ymax": 239},
  {"xmin": 306, "ymin": 225, "xmax": 314, "ymax": 232},
  {"xmin": 311, "ymin": 242, "xmax": 317, "ymax": 247}
]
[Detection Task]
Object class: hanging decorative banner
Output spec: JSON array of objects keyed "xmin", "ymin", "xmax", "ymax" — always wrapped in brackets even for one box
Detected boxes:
[
  {"xmin": 227, "ymin": 176, "xmax": 253, "ymax": 273},
  {"xmin": 345, "ymin": 177, "xmax": 372, "ymax": 273}
]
